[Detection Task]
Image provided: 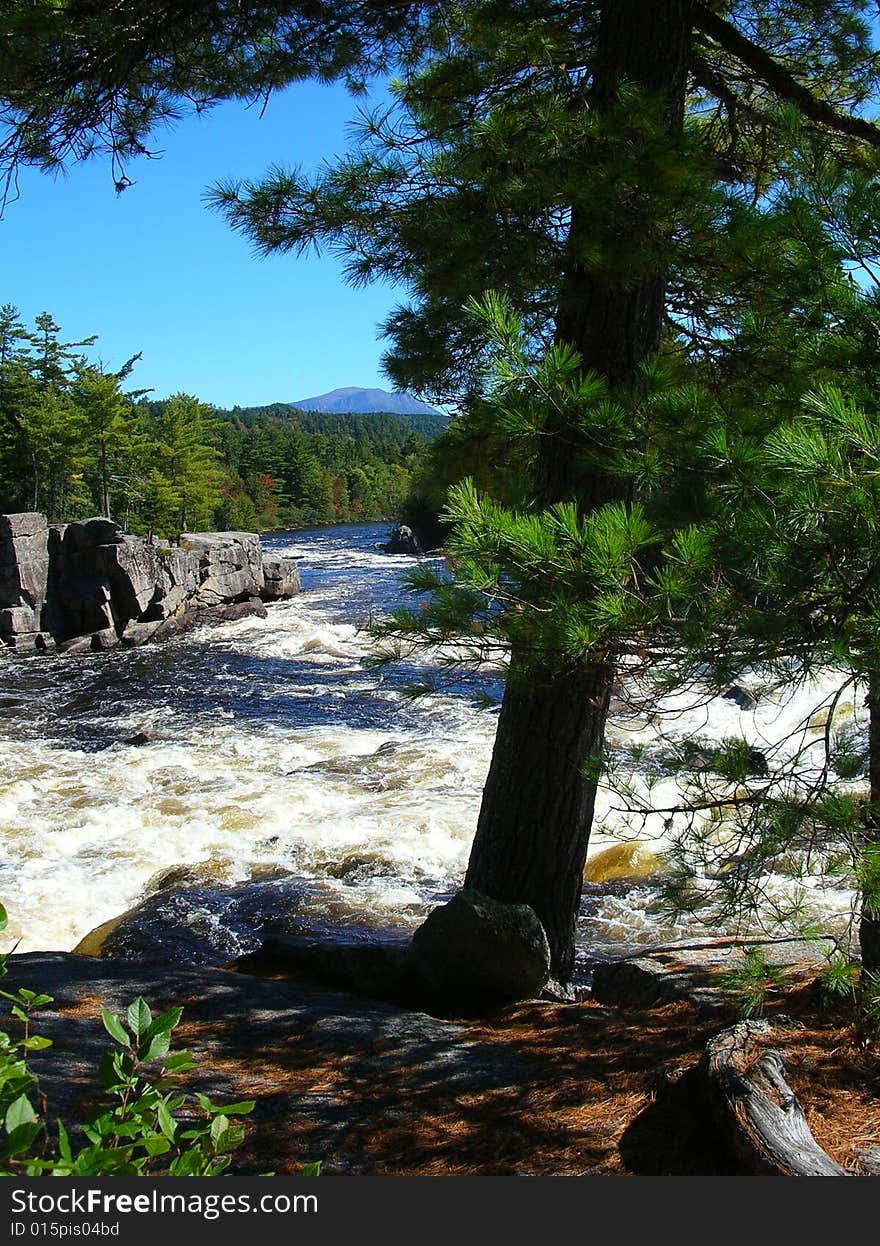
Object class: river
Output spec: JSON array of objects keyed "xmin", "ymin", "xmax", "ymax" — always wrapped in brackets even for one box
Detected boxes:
[{"xmin": 0, "ymin": 522, "xmax": 861, "ymax": 969}]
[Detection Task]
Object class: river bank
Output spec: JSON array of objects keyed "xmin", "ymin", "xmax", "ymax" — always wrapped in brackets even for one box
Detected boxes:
[{"xmin": 3, "ymin": 945, "xmax": 874, "ymax": 1176}]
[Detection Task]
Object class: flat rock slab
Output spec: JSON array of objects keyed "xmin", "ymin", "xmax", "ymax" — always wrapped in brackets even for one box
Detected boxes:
[
  {"xmin": 2, "ymin": 953, "xmax": 547, "ymax": 1175},
  {"xmin": 590, "ymin": 937, "xmax": 834, "ymax": 1014}
]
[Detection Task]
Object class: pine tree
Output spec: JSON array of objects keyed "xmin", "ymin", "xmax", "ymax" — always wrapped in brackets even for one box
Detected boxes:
[
  {"xmin": 150, "ymin": 393, "xmax": 223, "ymax": 535},
  {"xmin": 8, "ymin": 2, "xmax": 880, "ymax": 981},
  {"xmin": 73, "ymin": 356, "xmax": 145, "ymax": 520},
  {"xmin": 212, "ymin": 2, "xmax": 880, "ymax": 981}
]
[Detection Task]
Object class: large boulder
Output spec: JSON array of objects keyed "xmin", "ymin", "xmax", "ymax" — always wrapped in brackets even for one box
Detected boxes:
[
  {"xmin": 259, "ymin": 554, "xmax": 301, "ymax": 601},
  {"xmin": 383, "ymin": 524, "xmax": 423, "ymax": 556},
  {"xmin": 180, "ymin": 531, "xmax": 264, "ymax": 607},
  {"xmin": 409, "ymin": 889, "xmax": 551, "ymax": 1009},
  {"xmin": 0, "ymin": 513, "xmax": 49, "ymax": 644}
]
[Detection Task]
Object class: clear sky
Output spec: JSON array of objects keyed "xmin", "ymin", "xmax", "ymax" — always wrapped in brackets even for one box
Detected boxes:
[{"xmin": 0, "ymin": 81, "xmax": 404, "ymax": 409}]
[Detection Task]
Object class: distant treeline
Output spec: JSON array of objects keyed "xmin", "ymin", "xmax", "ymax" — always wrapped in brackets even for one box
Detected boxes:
[{"xmin": 0, "ymin": 305, "xmax": 437, "ymax": 536}]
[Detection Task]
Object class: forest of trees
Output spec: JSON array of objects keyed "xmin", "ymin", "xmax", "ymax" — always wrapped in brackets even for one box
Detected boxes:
[{"xmin": 0, "ymin": 305, "xmax": 431, "ymax": 536}]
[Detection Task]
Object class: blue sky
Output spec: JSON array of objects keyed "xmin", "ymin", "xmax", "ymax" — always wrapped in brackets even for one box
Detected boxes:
[{"xmin": 0, "ymin": 81, "xmax": 404, "ymax": 409}]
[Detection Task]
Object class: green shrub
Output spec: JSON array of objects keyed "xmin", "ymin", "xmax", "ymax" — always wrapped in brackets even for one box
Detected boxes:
[
  {"xmin": 0, "ymin": 903, "xmax": 318, "ymax": 1177},
  {"xmin": 720, "ymin": 947, "xmax": 784, "ymax": 1018}
]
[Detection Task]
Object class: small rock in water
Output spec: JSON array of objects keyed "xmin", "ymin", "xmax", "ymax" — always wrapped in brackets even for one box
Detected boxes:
[
  {"xmin": 124, "ymin": 732, "xmax": 151, "ymax": 747},
  {"xmin": 721, "ymin": 684, "xmax": 757, "ymax": 711},
  {"xmin": 383, "ymin": 524, "xmax": 423, "ymax": 556}
]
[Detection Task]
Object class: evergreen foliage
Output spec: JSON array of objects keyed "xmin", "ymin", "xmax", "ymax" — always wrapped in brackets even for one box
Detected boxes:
[
  {"xmin": 9, "ymin": 2, "xmax": 880, "ymax": 980},
  {"xmin": 0, "ymin": 306, "xmax": 430, "ymax": 534}
]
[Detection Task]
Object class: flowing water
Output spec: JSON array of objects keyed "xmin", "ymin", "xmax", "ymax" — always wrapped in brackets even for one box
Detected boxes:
[{"xmin": 0, "ymin": 523, "xmax": 863, "ymax": 968}]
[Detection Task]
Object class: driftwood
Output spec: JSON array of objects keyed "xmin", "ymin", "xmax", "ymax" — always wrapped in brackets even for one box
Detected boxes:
[{"xmin": 701, "ymin": 1019, "xmax": 848, "ymax": 1176}]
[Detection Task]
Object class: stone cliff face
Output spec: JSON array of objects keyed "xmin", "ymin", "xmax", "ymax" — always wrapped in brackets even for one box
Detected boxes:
[{"xmin": 0, "ymin": 513, "xmax": 300, "ymax": 654}]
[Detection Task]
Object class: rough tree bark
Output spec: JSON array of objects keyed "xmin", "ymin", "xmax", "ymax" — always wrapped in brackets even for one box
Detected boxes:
[
  {"xmin": 464, "ymin": 0, "xmax": 693, "ymax": 981},
  {"xmin": 861, "ymin": 675, "xmax": 880, "ymax": 972}
]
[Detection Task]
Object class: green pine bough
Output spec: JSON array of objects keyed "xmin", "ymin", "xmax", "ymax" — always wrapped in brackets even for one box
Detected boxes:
[{"xmin": 0, "ymin": 904, "xmax": 319, "ymax": 1177}]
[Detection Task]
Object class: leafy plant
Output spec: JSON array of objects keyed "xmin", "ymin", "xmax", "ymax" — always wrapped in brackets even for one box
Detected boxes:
[
  {"xmin": 820, "ymin": 952, "xmax": 880, "ymax": 1041},
  {"xmin": 0, "ymin": 902, "xmax": 309, "ymax": 1176},
  {"xmin": 720, "ymin": 947, "xmax": 784, "ymax": 1018}
]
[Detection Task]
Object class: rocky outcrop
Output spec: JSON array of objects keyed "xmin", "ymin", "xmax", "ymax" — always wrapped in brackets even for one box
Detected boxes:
[
  {"xmin": 0, "ymin": 513, "xmax": 300, "ymax": 654},
  {"xmin": 260, "ymin": 553, "xmax": 301, "ymax": 601},
  {"xmin": 589, "ymin": 936, "xmax": 834, "ymax": 1015},
  {"xmin": 0, "ymin": 512, "xmax": 51, "ymax": 651}
]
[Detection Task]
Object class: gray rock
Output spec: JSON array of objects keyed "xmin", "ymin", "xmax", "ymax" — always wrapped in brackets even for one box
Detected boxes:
[
  {"xmin": 0, "ymin": 952, "xmax": 545, "ymax": 1175},
  {"xmin": 3, "ymin": 632, "xmax": 40, "ymax": 653},
  {"xmin": 260, "ymin": 554, "xmax": 301, "ymax": 601},
  {"xmin": 120, "ymin": 619, "xmax": 163, "ymax": 647},
  {"xmin": 232, "ymin": 935, "xmax": 420, "ymax": 1006},
  {"xmin": 589, "ymin": 936, "xmax": 834, "ymax": 1015},
  {"xmin": 409, "ymin": 889, "xmax": 551, "ymax": 1007},
  {"xmin": 0, "ymin": 512, "xmax": 46, "ymax": 540},
  {"xmin": 59, "ymin": 575, "xmax": 115, "ymax": 637},
  {"xmin": 383, "ymin": 524, "xmax": 423, "ymax": 556},
  {"xmin": 0, "ymin": 514, "xmax": 287, "ymax": 654},
  {"xmin": 181, "ymin": 531, "xmax": 264, "ymax": 607},
  {"xmin": 0, "ymin": 604, "xmax": 38, "ymax": 639},
  {"xmin": 722, "ymin": 685, "xmax": 757, "ymax": 711},
  {"xmin": 63, "ymin": 517, "xmax": 124, "ymax": 551},
  {"xmin": 87, "ymin": 538, "xmax": 161, "ymax": 620},
  {"xmin": 91, "ymin": 627, "xmax": 120, "ymax": 650},
  {"xmin": 57, "ymin": 636, "xmax": 93, "ymax": 656},
  {"xmin": 0, "ymin": 523, "xmax": 49, "ymax": 623}
]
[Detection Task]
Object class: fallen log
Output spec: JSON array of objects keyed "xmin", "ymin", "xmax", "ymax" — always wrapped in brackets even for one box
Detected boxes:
[{"xmin": 701, "ymin": 1019, "xmax": 848, "ymax": 1176}]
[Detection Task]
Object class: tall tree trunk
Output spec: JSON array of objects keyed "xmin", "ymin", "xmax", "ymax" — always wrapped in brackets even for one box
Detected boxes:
[
  {"xmin": 100, "ymin": 438, "xmax": 110, "ymax": 519},
  {"xmin": 464, "ymin": 0, "xmax": 692, "ymax": 982},
  {"xmin": 861, "ymin": 674, "xmax": 880, "ymax": 972}
]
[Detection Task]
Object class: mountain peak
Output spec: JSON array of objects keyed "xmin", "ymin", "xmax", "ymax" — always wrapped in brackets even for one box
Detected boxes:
[{"xmin": 292, "ymin": 387, "xmax": 440, "ymax": 416}]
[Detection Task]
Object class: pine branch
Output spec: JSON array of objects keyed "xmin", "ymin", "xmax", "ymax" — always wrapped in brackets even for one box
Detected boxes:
[{"xmin": 693, "ymin": 4, "xmax": 880, "ymax": 149}]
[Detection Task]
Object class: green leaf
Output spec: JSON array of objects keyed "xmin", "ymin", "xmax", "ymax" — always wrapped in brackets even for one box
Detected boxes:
[
  {"xmin": 210, "ymin": 1100, "xmax": 256, "ymax": 1117},
  {"xmin": 144, "ymin": 1006, "xmax": 182, "ymax": 1040},
  {"xmin": 127, "ymin": 997, "xmax": 152, "ymax": 1040},
  {"xmin": 141, "ymin": 1030, "xmax": 171, "ymax": 1062},
  {"xmin": 162, "ymin": 1050, "xmax": 195, "ymax": 1072},
  {"xmin": 101, "ymin": 1007, "xmax": 129, "ymax": 1047},
  {"xmin": 56, "ymin": 1118, "xmax": 72, "ymax": 1163},
  {"xmin": 213, "ymin": 1123, "xmax": 245, "ymax": 1154},
  {"xmin": 300, "ymin": 1161, "xmax": 321, "ymax": 1176},
  {"xmin": 0, "ymin": 903, "xmax": 7, "ymax": 932},
  {"xmin": 5, "ymin": 1093, "xmax": 37, "ymax": 1133},
  {"xmin": 22, "ymin": 1035, "xmax": 52, "ymax": 1051},
  {"xmin": 0, "ymin": 1121, "xmax": 41, "ymax": 1159},
  {"xmin": 156, "ymin": 1100, "xmax": 177, "ymax": 1142},
  {"xmin": 168, "ymin": 1148, "xmax": 208, "ymax": 1177},
  {"xmin": 210, "ymin": 1114, "xmax": 229, "ymax": 1145}
]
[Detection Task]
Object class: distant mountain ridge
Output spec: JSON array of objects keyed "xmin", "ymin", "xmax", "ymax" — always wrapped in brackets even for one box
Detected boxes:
[{"xmin": 292, "ymin": 386, "xmax": 441, "ymax": 416}]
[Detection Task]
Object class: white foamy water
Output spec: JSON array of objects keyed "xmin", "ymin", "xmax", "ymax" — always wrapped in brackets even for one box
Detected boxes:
[{"xmin": 0, "ymin": 523, "xmax": 864, "ymax": 960}]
